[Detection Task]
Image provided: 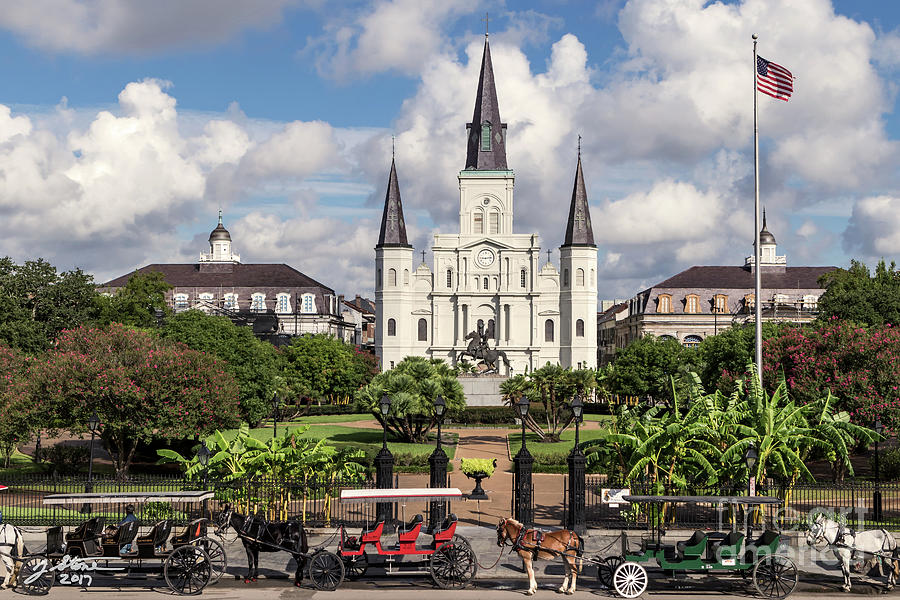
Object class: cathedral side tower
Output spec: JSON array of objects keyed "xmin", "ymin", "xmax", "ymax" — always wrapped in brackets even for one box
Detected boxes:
[
  {"xmin": 559, "ymin": 147, "xmax": 598, "ymax": 369},
  {"xmin": 375, "ymin": 159, "xmax": 415, "ymax": 370}
]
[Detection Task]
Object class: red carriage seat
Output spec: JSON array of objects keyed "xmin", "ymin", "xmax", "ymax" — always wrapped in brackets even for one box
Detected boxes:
[
  {"xmin": 424, "ymin": 513, "xmax": 458, "ymax": 544},
  {"xmin": 397, "ymin": 514, "xmax": 423, "ymax": 543},
  {"xmin": 360, "ymin": 520, "xmax": 385, "ymax": 543}
]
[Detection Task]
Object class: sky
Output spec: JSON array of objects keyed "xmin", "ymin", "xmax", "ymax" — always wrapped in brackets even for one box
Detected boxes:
[{"xmin": 1, "ymin": 0, "xmax": 900, "ymax": 303}]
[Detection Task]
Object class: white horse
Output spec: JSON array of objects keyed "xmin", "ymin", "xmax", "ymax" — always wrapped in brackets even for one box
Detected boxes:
[
  {"xmin": 0, "ymin": 523, "xmax": 25, "ymax": 589},
  {"xmin": 806, "ymin": 514, "xmax": 900, "ymax": 592}
]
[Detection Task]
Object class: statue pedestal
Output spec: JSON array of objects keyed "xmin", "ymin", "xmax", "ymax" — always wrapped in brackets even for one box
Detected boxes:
[{"xmin": 457, "ymin": 375, "xmax": 508, "ymax": 407}]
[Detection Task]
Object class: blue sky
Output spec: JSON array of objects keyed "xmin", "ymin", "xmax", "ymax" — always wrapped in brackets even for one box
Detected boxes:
[{"xmin": 0, "ymin": 0, "xmax": 899, "ymax": 301}]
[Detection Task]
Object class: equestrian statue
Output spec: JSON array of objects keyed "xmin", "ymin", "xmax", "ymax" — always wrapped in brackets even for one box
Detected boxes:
[{"xmin": 459, "ymin": 322, "xmax": 511, "ymax": 374}]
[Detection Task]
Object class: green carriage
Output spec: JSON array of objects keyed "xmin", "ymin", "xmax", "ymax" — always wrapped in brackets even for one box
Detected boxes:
[{"xmin": 599, "ymin": 495, "xmax": 797, "ymax": 599}]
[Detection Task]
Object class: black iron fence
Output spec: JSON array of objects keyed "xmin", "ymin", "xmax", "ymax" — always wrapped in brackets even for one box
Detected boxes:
[
  {"xmin": 0, "ymin": 473, "xmax": 377, "ymax": 528},
  {"xmin": 583, "ymin": 476, "xmax": 900, "ymax": 530}
]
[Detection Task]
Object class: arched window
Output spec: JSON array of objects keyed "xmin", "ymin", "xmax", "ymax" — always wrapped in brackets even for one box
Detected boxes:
[
  {"xmin": 388, "ymin": 268, "xmax": 397, "ymax": 286},
  {"xmin": 659, "ymin": 335, "xmax": 677, "ymax": 342},
  {"xmin": 475, "ymin": 277, "xmax": 480, "ymax": 290},
  {"xmin": 446, "ymin": 269, "xmax": 453, "ymax": 288},
  {"xmin": 474, "ymin": 211, "xmax": 484, "ymax": 234},
  {"xmin": 403, "ymin": 269, "xmax": 409, "ymax": 285},
  {"xmin": 576, "ymin": 319, "xmax": 584, "ymax": 337},
  {"xmin": 417, "ymin": 318, "xmax": 427, "ymax": 341},
  {"xmin": 683, "ymin": 334, "xmax": 702, "ymax": 348},
  {"xmin": 489, "ymin": 211, "xmax": 499, "ymax": 234},
  {"xmin": 520, "ymin": 269, "xmax": 526, "ymax": 288},
  {"xmin": 483, "ymin": 277, "xmax": 489, "ymax": 290},
  {"xmin": 387, "ymin": 318, "xmax": 396, "ymax": 336},
  {"xmin": 576, "ymin": 268, "xmax": 585, "ymax": 286},
  {"xmin": 563, "ymin": 269, "xmax": 569, "ymax": 287},
  {"xmin": 481, "ymin": 121, "xmax": 492, "ymax": 151},
  {"xmin": 301, "ymin": 293, "xmax": 316, "ymax": 314},
  {"xmin": 487, "ymin": 319, "xmax": 495, "ymax": 339},
  {"xmin": 591, "ymin": 269, "xmax": 595, "ymax": 285},
  {"xmin": 544, "ymin": 319, "xmax": 555, "ymax": 342},
  {"xmin": 377, "ymin": 269, "xmax": 382, "ymax": 288}
]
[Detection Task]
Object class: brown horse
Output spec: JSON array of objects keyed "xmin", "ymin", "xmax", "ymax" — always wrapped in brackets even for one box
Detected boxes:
[{"xmin": 497, "ymin": 518, "xmax": 583, "ymax": 595}]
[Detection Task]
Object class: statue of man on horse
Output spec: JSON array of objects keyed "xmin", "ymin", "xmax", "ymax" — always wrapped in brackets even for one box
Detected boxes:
[{"xmin": 459, "ymin": 321, "xmax": 511, "ymax": 374}]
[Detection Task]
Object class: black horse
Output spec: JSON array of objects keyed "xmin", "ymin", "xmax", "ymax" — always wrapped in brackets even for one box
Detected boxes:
[{"xmin": 216, "ymin": 504, "xmax": 309, "ymax": 586}]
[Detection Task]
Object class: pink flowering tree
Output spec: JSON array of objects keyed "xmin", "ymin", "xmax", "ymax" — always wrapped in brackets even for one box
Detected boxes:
[
  {"xmin": 759, "ymin": 319, "xmax": 900, "ymax": 431},
  {"xmin": 34, "ymin": 324, "xmax": 240, "ymax": 477},
  {"xmin": 0, "ymin": 344, "xmax": 35, "ymax": 467}
]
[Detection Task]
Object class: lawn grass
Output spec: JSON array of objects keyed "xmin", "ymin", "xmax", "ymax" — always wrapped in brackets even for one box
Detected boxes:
[
  {"xmin": 506, "ymin": 428, "xmax": 609, "ymax": 458},
  {"xmin": 284, "ymin": 413, "xmax": 372, "ymax": 424},
  {"xmin": 583, "ymin": 414, "xmax": 615, "ymax": 423}
]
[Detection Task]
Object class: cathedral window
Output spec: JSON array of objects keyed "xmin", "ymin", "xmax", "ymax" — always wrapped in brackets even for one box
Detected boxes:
[
  {"xmin": 403, "ymin": 269, "xmax": 409, "ymax": 285},
  {"xmin": 446, "ymin": 269, "xmax": 452, "ymax": 288},
  {"xmin": 591, "ymin": 269, "xmax": 595, "ymax": 285},
  {"xmin": 387, "ymin": 318, "xmax": 396, "ymax": 336},
  {"xmin": 563, "ymin": 269, "xmax": 569, "ymax": 287},
  {"xmin": 481, "ymin": 121, "xmax": 492, "ymax": 151},
  {"xmin": 474, "ymin": 211, "xmax": 484, "ymax": 234},
  {"xmin": 417, "ymin": 318, "xmax": 427, "ymax": 341},
  {"xmin": 483, "ymin": 277, "xmax": 489, "ymax": 290},
  {"xmin": 475, "ymin": 278, "xmax": 480, "ymax": 290},
  {"xmin": 301, "ymin": 293, "xmax": 316, "ymax": 314},
  {"xmin": 276, "ymin": 293, "xmax": 291, "ymax": 314},
  {"xmin": 576, "ymin": 319, "xmax": 584, "ymax": 337},
  {"xmin": 520, "ymin": 269, "xmax": 526, "ymax": 288},
  {"xmin": 251, "ymin": 293, "xmax": 266, "ymax": 312},
  {"xmin": 377, "ymin": 269, "xmax": 382, "ymax": 288},
  {"xmin": 489, "ymin": 211, "xmax": 499, "ymax": 234},
  {"xmin": 388, "ymin": 268, "xmax": 397, "ymax": 286},
  {"xmin": 685, "ymin": 294, "xmax": 700, "ymax": 314},
  {"xmin": 544, "ymin": 319, "xmax": 555, "ymax": 342},
  {"xmin": 576, "ymin": 268, "xmax": 585, "ymax": 286}
]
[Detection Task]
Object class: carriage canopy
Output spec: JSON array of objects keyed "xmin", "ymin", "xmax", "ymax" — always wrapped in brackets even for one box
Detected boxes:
[
  {"xmin": 340, "ymin": 487, "xmax": 463, "ymax": 504},
  {"xmin": 42, "ymin": 491, "xmax": 215, "ymax": 505}
]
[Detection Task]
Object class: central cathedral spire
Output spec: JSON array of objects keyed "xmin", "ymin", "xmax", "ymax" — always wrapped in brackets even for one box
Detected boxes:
[{"xmin": 465, "ymin": 35, "xmax": 508, "ymax": 170}]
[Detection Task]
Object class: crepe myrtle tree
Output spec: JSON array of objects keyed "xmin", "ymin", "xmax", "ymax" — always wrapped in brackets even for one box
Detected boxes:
[
  {"xmin": 0, "ymin": 344, "xmax": 36, "ymax": 467},
  {"xmin": 355, "ymin": 356, "xmax": 465, "ymax": 443},
  {"xmin": 34, "ymin": 323, "xmax": 240, "ymax": 478}
]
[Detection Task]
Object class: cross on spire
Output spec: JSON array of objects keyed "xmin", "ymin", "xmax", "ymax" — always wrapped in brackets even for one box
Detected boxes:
[
  {"xmin": 392, "ymin": 135, "xmax": 395, "ymax": 159},
  {"xmin": 546, "ymin": 248, "xmax": 552, "ymax": 264},
  {"xmin": 421, "ymin": 250, "xmax": 426, "ymax": 264},
  {"xmin": 577, "ymin": 134, "xmax": 582, "ymax": 159},
  {"xmin": 483, "ymin": 12, "xmax": 489, "ymax": 37}
]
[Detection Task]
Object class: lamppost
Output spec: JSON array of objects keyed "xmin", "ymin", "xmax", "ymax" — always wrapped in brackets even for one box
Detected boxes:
[
  {"xmin": 272, "ymin": 392, "xmax": 280, "ymax": 439},
  {"xmin": 513, "ymin": 395, "xmax": 534, "ymax": 527},
  {"xmin": 375, "ymin": 393, "xmax": 394, "ymax": 523},
  {"xmin": 83, "ymin": 411, "xmax": 100, "ymax": 514},
  {"xmin": 875, "ymin": 419, "xmax": 884, "ymax": 521},
  {"xmin": 566, "ymin": 395, "xmax": 586, "ymax": 534},
  {"xmin": 744, "ymin": 443, "xmax": 758, "ymax": 536},
  {"xmin": 428, "ymin": 395, "xmax": 448, "ymax": 529},
  {"xmin": 197, "ymin": 441, "xmax": 211, "ymax": 519}
]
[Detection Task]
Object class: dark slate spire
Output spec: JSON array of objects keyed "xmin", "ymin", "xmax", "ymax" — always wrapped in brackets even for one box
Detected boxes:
[
  {"xmin": 562, "ymin": 142, "xmax": 595, "ymax": 247},
  {"xmin": 376, "ymin": 159, "xmax": 411, "ymax": 248},
  {"xmin": 465, "ymin": 35, "xmax": 508, "ymax": 170},
  {"xmin": 759, "ymin": 207, "xmax": 776, "ymax": 244}
]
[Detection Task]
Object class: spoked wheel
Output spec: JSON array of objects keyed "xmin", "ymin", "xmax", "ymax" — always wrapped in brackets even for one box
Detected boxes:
[
  {"xmin": 613, "ymin": 561, "xmax": 649, "ymax": 598},
  {"xmin": 164, "ymin": 545, "xmax": 212, "ymax": 595},
  {"xmin": 753, "ymin": 555, "xmax": 798, "ymax": 599},
  {"xmin": 194, "ymin": 536, "xmax": 227, "ymax": 584},
  {"xmin": 308, "ymin": 550, "xmax": 345, "ymax": 591},
  {"xmin": 430, "ymin": 541, "xmax": 477, "ymax": 589},
  {"xmin": 17, "ymin": 557, "xmax": 56, "ymax": 596},
  {"xmin": 598, "ymin": 555, "xmax": 624, "ymax": 589},
  {"xmin": 451, "ymin": 534, "xmax": 471, "ymax": 547},
  {"xmin": 342, "ymin": 552, "xmax": 369, "ymax": 578}
]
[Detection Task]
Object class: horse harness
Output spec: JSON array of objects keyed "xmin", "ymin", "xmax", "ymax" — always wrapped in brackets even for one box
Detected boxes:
[
  {"xmin": 511, "ymin": 526, "xmax": 579, "ymax": 560},
  {"xmin": 829, "ymin": 522, "xmax": 894, "ymax": 557}
]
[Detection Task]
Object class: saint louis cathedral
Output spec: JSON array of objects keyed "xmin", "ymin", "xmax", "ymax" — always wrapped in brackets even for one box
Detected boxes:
[{"xmin": 374, "ymin": 35, "xmax": 598, "ymax": 373}]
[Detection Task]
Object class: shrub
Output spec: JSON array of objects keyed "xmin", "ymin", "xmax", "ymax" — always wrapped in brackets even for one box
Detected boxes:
[
  {"xmin": 42, "ymin": 445, "xmax": 90, "ymax": 475},
  {"xmin": 871, "ymin": 446, "xmax": 900, "ymax": 481},
  {"xmin": 460, "ymin": 458, "xmax": 496, "ymax": 477}
]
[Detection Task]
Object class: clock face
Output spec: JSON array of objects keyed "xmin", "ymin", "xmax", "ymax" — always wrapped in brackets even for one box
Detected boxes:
[{"xmin": 477, "ymin": 248, "xmax": 495, "ymax": 267}]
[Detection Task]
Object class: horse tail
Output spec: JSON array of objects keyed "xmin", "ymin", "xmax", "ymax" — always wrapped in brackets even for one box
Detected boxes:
[{"xmin": 300, "ymin": 524, "xmax": 309, "ymax": 555}]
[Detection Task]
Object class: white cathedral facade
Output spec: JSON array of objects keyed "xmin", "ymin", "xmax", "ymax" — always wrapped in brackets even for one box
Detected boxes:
[{"xmin": 375, "ymin": 36, "xmax": 598, "ymax": 373}]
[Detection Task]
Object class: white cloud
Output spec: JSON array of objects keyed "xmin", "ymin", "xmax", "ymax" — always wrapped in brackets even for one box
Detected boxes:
[
  {"xmin": 844, "ymin": 195, "xmax": 900, "ymax": 257},
  {"xmin": 0, "ymin": 0, "xmax": 306, "ymax": 55}
]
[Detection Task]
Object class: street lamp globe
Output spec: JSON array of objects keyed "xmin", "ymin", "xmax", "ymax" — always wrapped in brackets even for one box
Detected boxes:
[
  {"xmin": 434, "ymin": 395, "xmax": 445, "ymax": 418},
  {"xmin": 88, "ymin": 411, "xmax": 100, "ymax": 433},
  {"xmin": 571, "ymin": 395, "xmax": 584, "ymax": 421},
  {"xmin": 517, "ymin": 395, "xmax": 530, "ymax": 419},
  {"xmin": 876, "ymin": 419, "xmax": 884, "ymax": 436},
  {"xmin": 744, "ymin": 444, "xmax": 758, "ymax": 472},
  {"xmin": 380, "ymin": 393, "xmax": 392, "ymax": 416},
  {"xmin": 272, "ymin": 392, "xmax": 279, "ymax": 412},
  {"xmin": 197, "ymin": 442, "xmax": 211, "ymax": 467}
]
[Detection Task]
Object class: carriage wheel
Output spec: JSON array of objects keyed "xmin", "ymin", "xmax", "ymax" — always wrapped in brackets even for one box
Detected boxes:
[
  {"xmin": 753, "ymin": 555, "xmax": 798, "ymax": 599},
  {"xmin": 430, "ymin": 541, "xmax": 477, "ymax": 590},
  {"xmin": 613, "ymin": 561, "xmax": 648, "ymax": 598},
  {"xmin": 194, "ymin": 536, "xmax": 227, "ymax": 584},
  {"xmin": 164, "ymin": 545, "xmax": 212, "ymax": 595},
  {"xmin": 451, "ymin": 533, "xmax": 471, "ymax": 547},
  {"xmin": 17, "ymin": 557, "xmax": 55, "ymax": 596},
  {"xmin": 308, "ymin": 550, "xmax": 345, "ymax": 591},
  {"xmin": 342, "ymin": 553, "xmax": 369, "ymax": 578},
  {"xmin": 598, "ymin": 556, "xmax": 624, "ymax": 589}
]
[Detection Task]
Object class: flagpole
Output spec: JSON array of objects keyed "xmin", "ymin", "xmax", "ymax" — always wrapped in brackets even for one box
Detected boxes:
[{"xmin": 752, "ymin": 33, "xmax": 763, "ymax": 389}]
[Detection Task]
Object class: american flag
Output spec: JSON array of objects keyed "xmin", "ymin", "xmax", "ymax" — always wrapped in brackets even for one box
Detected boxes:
[{"xmin": 757, "ymin": 56, "xmax": 793, "ymax": 101}]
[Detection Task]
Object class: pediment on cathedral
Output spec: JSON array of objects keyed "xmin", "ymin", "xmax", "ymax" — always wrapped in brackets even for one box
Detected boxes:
[
  {"xmin": 457, "ymin": 238, "xmax": 515, "ymax": 251},
  {"xmin": 538, "ymin": 309, "xmax": 560, "ymax": 316}
]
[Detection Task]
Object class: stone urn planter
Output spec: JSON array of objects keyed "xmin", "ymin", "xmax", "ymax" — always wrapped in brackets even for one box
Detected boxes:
[{"xmin": 460, "ymin": 458, "xmax": 496, "ymax": 500}]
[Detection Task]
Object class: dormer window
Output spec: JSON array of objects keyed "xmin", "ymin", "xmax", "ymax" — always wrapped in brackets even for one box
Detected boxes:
[
  {"xmin": 276, "ymin": 293, "xmax": 291, "ymax": 314},
  {"xmin": 174, "ymin": 293, "xmax": 188, "ymax": 310},
  {"xmin": 301, "ymin": 293, "xmax": 316, "ymax": 314},
  {"xmin": 657, "ymin": 294, "xmax": 672, "ymax": 314},
  {"xmin": 685, "ymin": 294, "xmax": 700, "ymax": 314},
  {"xmin": 250, "ymin": 293, "xmax": 266, "ymax": 312},
  {"xmin": 713, "ymin": 294, "xmax": 728, "ymax": 313},
  {"xmin": 481, "ymin": 121, "xmax": 492, "ymax": 151}
]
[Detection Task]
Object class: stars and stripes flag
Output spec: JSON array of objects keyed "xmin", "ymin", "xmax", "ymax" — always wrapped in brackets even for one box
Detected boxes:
[{"xmin": 757, "ymin": 56, "xmax": 793, "ymax": 101}]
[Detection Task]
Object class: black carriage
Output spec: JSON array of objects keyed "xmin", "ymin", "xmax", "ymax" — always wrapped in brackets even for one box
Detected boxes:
[{"xmin": 17, "ymin": 491, "xmax": 226, "ymax": 596}]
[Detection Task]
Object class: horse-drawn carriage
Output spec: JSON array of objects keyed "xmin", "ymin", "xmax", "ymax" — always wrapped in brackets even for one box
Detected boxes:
[
  {"xmin": 335, "ymin": 488, "xmax": 477, "ymax": 589},
  {"xmin": 597, "ymin": 495, "xmax": 797, "ymax": 599},
  {"xmin": 14, "ymin": 491, "xmax": 226, "ymax": 596}
]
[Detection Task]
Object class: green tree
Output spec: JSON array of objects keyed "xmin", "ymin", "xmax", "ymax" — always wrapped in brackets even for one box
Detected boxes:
[
  {"xmin": 34, "ymin": 324, "xmax": 240, "ymax": 477},
  {"xmin": 817, "ymin": 259, "xmax": 900, "ymax": 326},
  {"xmin": 355, "ymin": 356, "xmax": 465, "ymax": 443},
  {"xmin": 280, "ymin": 334, "xmax": 377, "ymax": 406},
  {"xmin": 96, "ymin": 271, "xmax": 172, "ymax": 328},
  {"xmin": 0, "ymin": 345, "xmax": 35, "ymax": 467},
  {"xmin": 161, "ymin": 310, "xmax": 280, "ymax": 425},
  {"xmin": 603, "ymin": 335, "xmax": 697, "ymax": 401},
  {"xmin": 0, "ymin": 257, "xmax": 99, "ymax": 353},
  {"xmin": 696, "ymin": 322, "xmax": 786, "ymax": 390}
]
